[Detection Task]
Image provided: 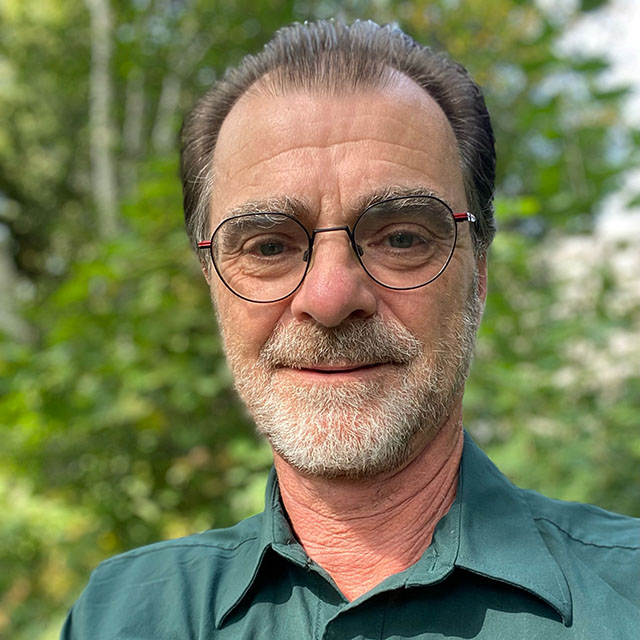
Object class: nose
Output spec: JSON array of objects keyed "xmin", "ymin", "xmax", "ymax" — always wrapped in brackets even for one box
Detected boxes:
[{"xmin": 290, "ymin": 227, "xmax": 377, "ymax": 327}]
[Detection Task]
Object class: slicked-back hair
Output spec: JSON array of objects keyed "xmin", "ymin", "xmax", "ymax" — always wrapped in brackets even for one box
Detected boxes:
[{"xmin": 180, "ymin": 19, "xmax": 496, "ymax": 257}]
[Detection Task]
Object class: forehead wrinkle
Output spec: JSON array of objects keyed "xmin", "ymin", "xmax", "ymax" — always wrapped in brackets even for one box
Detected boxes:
[{"xmin": 222, "ymin": 135, "xmax": 439, "ymax": 181}]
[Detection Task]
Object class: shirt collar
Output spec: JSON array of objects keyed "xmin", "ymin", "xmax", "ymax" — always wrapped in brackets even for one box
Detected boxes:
[
  {"xmin": 216, "ymin": 467, "xmax": 304, "ymax": 628},
  {"xmin": 216, "ymin": 432, "xmax": 573, "ymax": 627},
  {"xmin": 453, "ymin": 432, "xmax": 572, "ymax": 624}
]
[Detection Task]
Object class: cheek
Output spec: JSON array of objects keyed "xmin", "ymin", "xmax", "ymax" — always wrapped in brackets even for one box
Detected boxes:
[
  {"xmin": 379, "ymin": 274, "xmax": 470, "ymax": 345},
  {"xmin": 376, "ymin": 290, "xmax": 435, "ymax": 342},
  {"xmin": 214, "ymin": 285, "xmax": 286, "ymax": 357}
]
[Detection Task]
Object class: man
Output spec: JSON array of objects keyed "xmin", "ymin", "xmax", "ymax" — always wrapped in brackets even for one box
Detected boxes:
[{"xmin": 62, "ymin": 20, "xmax": 639, "ymax": 638}]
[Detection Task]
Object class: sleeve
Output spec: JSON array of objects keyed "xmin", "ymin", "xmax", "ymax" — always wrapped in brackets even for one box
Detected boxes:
[{"xmin": 57, "ymin": 563, "xmax": 129, "ymax": 640}]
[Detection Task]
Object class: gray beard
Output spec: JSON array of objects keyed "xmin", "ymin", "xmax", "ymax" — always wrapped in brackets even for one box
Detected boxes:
[{"xmin": 224, "ymin": 288, "xmax": 481, "ymax": 479}]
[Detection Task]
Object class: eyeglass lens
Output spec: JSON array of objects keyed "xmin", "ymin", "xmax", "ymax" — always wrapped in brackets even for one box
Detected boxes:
[
  {"xmin": 355, "ymin": 196, "xmax": 456, "ymax": 289},
  {"xmin": 211, "ymin": 196, "xmax": 457, "ymax": 303},
  {"xmin": 212, "ymin": 213, "xmax": 309, "ymax": 302}
]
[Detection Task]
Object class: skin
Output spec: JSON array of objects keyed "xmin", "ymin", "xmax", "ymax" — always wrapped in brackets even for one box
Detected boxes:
[{"xmin": 205, "ymin": 73, "xmax": 488, "ymax": 600}]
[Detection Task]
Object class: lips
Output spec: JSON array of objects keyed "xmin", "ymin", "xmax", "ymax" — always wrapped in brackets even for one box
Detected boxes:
[{"xmin": 298, "ymin": 363, "xmax": 382, "ymax": 374}]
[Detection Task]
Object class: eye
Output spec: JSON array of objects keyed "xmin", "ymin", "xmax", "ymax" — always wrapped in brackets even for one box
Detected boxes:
[
  {"xmin": 256, "ymin": 240, "xmax": 285, "ymax": 256},
  {"xmin": 386, "ymin": 231, "xmax": 421, "ymax": 249},
  {"xmin": 241, "ymin": 233, "xmax": 305, "ymax": 263},
  {"xmin": 373, "ymin": 224, "xmax": 429, "ymax": 252}
]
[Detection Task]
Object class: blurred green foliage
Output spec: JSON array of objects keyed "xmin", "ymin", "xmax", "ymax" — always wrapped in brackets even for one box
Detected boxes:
[{"xmin": 0, "ymin": 0, "xmax": 638, "ymax": 638}]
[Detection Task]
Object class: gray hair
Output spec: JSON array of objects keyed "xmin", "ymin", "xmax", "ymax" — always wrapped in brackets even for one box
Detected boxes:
[{"xmin": 180, "ymin": 19, "xmax": 496, "ymax": 256}]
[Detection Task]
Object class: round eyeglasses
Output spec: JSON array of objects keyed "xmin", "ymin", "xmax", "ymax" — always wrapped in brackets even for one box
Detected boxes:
[{"xmin": 197, "ymin": 194, "xmax": 476, "ymax": 304}]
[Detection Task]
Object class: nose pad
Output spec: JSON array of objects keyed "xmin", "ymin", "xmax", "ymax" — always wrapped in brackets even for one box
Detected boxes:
[
  {"xmin": 308, "ymin": 225, "xmax": 361, "ymax": 259},
  {"xmin": 304, "ymin": 226, "xmax": 362, "ymax": 275}
]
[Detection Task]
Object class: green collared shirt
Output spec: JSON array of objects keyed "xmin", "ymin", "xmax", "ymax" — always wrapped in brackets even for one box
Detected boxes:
[{"xmin": 61, "ymin": 433, "xmax": 640, "ymax": 639}]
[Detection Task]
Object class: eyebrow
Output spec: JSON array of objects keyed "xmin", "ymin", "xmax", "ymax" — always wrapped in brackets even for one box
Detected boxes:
[
  {"xmin": 224, "ymin": 196, "xmax": 311, "ymax": 219},
  {"xmin": 354, "ymin": 185, "xmax": 441, "ymax": 212}
]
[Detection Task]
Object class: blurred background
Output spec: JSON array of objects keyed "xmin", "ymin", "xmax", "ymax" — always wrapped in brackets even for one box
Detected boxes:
[{"xmin": 1, "ymin": 0, "xmax": 639, "ymax": 637}]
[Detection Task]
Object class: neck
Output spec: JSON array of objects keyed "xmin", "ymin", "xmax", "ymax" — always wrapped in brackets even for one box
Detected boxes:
[{"xmin": 274, "ymin": 412, "xmax": 464, "ymax": 601}]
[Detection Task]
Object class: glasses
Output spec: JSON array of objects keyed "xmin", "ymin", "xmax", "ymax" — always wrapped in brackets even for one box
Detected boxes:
[{"xmin": 197, "ymin": 194, "xmax": 476, "ymax": 303}]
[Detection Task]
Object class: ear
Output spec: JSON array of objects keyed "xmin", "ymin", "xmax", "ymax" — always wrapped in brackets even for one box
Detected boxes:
[{"xmin": 200, "ymin": 257, "xmax": 213, "ymax": 287}]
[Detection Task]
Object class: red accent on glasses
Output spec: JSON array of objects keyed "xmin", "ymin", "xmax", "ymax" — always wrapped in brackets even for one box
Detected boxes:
[{"xmin": 453, "ymin": 212, "xmax": 477, "ymax": 222}]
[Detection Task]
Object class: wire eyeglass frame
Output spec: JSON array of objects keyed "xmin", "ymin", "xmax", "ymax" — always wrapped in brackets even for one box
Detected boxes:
[{"xmin": 197, "ymin": 194, "xmax": 477, "ymax": 303}]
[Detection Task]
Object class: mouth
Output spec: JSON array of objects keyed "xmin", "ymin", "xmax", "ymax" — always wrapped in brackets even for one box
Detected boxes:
[
  {"xmin": 297, "ymin": 363, "xmax": 382, "ymax": 374},
  {"xmin": 274, "ymin": 362, "xmax": 396, "ymax": 382}
]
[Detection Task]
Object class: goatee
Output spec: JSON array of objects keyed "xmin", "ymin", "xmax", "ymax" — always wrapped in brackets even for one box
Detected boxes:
[{"xmin": 223, "ymin": 289, "xmax": 480, "ymax": 478}]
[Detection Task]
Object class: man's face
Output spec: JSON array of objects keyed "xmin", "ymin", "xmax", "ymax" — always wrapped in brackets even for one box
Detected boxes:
[{"xmin": 206, "ymin": 74, "xmax": 485, "ymax": 479}]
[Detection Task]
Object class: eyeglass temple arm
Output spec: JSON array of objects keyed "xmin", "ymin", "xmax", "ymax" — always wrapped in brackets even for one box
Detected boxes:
[{"xmin": 197, "ymin": 241, "xmax": 211, "ymax": 249}]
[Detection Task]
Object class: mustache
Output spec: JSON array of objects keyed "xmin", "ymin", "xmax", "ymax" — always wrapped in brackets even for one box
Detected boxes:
[{"xmin": 258, "ymin": 316, "xmax": 422, "ymax": 369}]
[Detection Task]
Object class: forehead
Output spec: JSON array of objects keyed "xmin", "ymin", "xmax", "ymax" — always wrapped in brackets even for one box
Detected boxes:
[{"xmin": 209, "ymin": 73, "xmax": 465, "ymax": 224}]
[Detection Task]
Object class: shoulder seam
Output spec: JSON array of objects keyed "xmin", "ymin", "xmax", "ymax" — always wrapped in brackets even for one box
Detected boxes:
[
  {"xmin": 535, "ymin": 516, "xmax": 640, "ymax": 550},
  {"xmin": 100, "ymin": 536, "xmax": 260, "ymax": 565}
]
